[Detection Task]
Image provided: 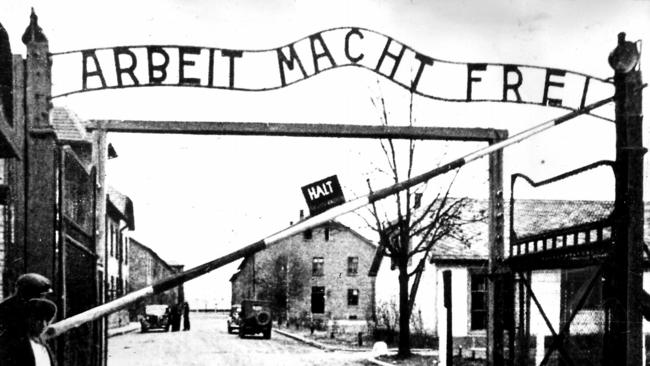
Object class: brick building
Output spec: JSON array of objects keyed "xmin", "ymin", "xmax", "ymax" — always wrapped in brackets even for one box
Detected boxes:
[
  {"xmin": 127, "ymin": 238, "xmax": 184, "ymax": 321},
  {"xmin": 231, "ymin": 217, "xmax": 377, "ymax": 324}
]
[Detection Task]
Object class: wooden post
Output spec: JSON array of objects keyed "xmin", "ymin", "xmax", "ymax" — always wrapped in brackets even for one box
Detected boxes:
[
  {"xmin": 91, "ymin": 123, "xmax": 108, "ymax": 366},
  {"xmin": 487, "ymin": 131, "xmax": 507, "ymax": 366},
  {"xmin": 443, "ymin": 270, "xmax": 453, "ymax": 366}
]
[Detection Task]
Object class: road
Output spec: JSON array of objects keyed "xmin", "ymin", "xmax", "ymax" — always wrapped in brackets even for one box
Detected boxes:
[{"xmin": 107, "ymin": 312, "xmax": 373, "ymax": 366}]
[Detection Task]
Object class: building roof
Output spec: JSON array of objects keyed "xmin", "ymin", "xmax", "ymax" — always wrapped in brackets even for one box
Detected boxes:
[
  {"xmin": 229, "ymin": 271, "xmax": 240, "ymax": 282},
  {"xmin": 233, "ymin": 219, "xmax": 377, "ymax": 275},
  {"xmin": 129, "ymin": 237, "xmax": 180, "ymax": 273},
  {"xmin": 512, "ymin": 199, "xmax": 613, "ymax": 238},
  {"xmin": 107, "ymin": 186, "xmax": 135, "ymax": 230},
  {"xmin": 369, "ymin": 198, "xmax": 637, "ymax": 271},
  {"xmin": 50, "ymin": 106, "xmax": 90, "ymax": 143}
]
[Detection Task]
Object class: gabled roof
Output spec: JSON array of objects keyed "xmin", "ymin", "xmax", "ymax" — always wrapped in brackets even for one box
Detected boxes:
[
  {"xmin": 50, "ymin": 106, "xmax": 90, "ymax": 143},
  {"xmin": 230, "ymin": 271, "xmax": 240, "ymax": 282},
  {"xmin": 107, "ymin": 186, "xmax": 135, "ymax": 230},
  {"xmin": 129, "ymin": 237, "xmax": 180, "ymax": 273},
  {"xmin": 232, "ymin": 219, "xmax": 377, "ymax": 278}
]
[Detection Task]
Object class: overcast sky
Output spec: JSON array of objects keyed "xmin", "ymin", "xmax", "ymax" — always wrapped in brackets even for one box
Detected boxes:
[{"xmin": 1, "ymin": 0, "xmax": 649, "ymax": 308}]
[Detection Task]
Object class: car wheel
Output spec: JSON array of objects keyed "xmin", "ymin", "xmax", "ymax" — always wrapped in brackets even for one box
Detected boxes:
[
  {"xmin": 263, "ymin": 328, "xmax": 271, "ymax": 339},
  {"xmin": 256, "ymin": 311, "xmax": 271, "ymax": 327},
  {"xmin": 141, "ymin": 325, "xmax": 148, "ymax": 333},
  {"xmin": 238, "ymin": 328, "xmax": 245, "ymax": 338},
  {"xmin": 228, "ymin": 326, "xmax": 233, "ymax": 334}
]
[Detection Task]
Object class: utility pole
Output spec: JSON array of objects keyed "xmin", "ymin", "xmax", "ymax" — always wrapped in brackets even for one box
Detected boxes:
[{"xmin": 605, "ymin": 32, "xmax": 645, "ymax": 366}]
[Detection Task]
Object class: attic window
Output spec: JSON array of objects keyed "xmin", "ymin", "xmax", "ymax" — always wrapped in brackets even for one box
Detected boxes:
[
  {"xmin": 303, "ymin": 229, "xmax": 312, "ymax": 240},
  {"xmin": 324, "ymin": 227, "xmax": 330, "ymax": 241}
]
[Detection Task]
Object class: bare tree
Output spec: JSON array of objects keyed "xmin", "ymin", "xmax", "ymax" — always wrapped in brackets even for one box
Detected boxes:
[
  {"xmin": 256, "ymin": 253, "xmax": 308, "ymax": 324},
  {"xmin": 364, "ymin": 89, "xmax": 484, "ymax": 357}
]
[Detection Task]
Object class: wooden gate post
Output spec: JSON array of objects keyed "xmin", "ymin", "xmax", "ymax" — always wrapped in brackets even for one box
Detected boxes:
[
  {"xmin": 487, "ymin": 131, "xmax": 507, "ymax": 366},
  {"xmin": 605, "ymin": 32, "xmax": 645, "ymax": 366}
]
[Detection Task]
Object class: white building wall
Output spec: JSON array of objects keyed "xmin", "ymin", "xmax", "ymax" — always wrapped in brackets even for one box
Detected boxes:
[
  {"xmin": 435, "ymin": 266, "xmax": 469, "ymax": 338},
  {"xmin": 529, "ymin": 270, "xmax": 561, "ymax": 364},
  {"xmin": 375, "ymin": 257, "xmax": 440, "ymax": 333},
  {"xmin": 375, "ymin": 259, "xmax": 474, "ymax": 336}
]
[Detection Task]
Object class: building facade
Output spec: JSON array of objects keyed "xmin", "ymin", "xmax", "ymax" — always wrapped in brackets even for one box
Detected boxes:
[
  {"xmin": 128, "ymin": 238, "xmax": 184, "ymax": 321},
  {"xmin": 105, "ymin": 186, "xmax": 135, "ymax": 328},
  {"xmin": 231, "ymin": 218, "xmax": 377, "ymax": 325},
  {"xmin": 373, "ymin": 198, "xmax": 650, "ymax": 362}
]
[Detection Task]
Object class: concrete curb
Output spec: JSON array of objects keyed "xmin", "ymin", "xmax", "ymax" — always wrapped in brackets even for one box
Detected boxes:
[
  {"xmin": 273, "ymin": 328, "xmax": 378, "ymax": 352},
  {"xmin": 272, "ymin": 328, "xmax": 407, "ymax": 366},
  {"xmin": 273, "ymin": 328, "xmax": 338, "ymax": 351},
  {"xmin": 108, "ymin": 323, "xmax": 140, "ymax": 338},
  {"xmin": 363, "ymin": 357, "xmax": 396, "ymax": 366}
]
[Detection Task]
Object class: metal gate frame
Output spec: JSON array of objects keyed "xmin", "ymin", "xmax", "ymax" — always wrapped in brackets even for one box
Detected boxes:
[{"xmin": 506, "ymin": 161, "xmax": 618, "ymax": 366}]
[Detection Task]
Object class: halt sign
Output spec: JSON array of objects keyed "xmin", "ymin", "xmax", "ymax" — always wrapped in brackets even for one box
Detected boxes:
[{"xmin": 301, "ymin": 175, "xmax": 345, "ymax": 216}]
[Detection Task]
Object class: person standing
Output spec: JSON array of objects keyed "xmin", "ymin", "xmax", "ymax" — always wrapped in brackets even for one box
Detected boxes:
[
  {"xmin": 0, "ymin": 273, "xmax": 52, "ymax": 338},
  {"xmin": 170, "ymin": 302, "xmax": 181, "ymax": 332},
  {"xmin": 0, "ymin": 275, "xmax": 57, "ymax": 366},
  {"xmin": 182, "ymin": 302, "xmax": 191, "ymax": 331}
]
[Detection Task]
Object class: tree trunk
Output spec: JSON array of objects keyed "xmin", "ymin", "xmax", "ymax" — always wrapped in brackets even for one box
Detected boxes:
[{"xmin": 398, "ymin": 264, "xmax": 412, "ymax": 357}]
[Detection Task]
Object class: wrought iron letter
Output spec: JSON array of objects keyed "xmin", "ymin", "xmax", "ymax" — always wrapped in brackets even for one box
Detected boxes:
[
  {"xmin": 147, "ymin": 46, "xmax": 169, "ymax": 85},
  {"xmin": 309, "ymin": 32, "xmax": 336, "ymax": 74},
  {"xmin": 221, "ymin": 49, "xmax": 243, "ymax": 89},
  {"xmin": 113, "ymin": 47, "xmax": 139, "ymax": 87},
  {"xmin": 375, "ymin": 37, "xmax": 405, "ymax": 80},
  {"xmin": 277, "ymin": 44, "xmax": 307, "ymax": 87},
  {"xmin": 82, "ymin": 50, "xmax": 107, "ymax": 90},
  {"xmin": 502, "ymin": 65, "xmax": 523, "ymax": 102},
  {"xmin": 178, "ymin": 46, "xmax": 201, "ymax": 86},
  {"xmin": 543, "ymin": 68, "xmax": 566, "ymax": 107},
  {"xmin": 344, "ymin": 28, "xmax": 364, "ymax": 64},
  {"xmin": 411, "ymin": 53, "xmax": 433, "ymax": 92},
  {"xmin": 467, "ymin": 63, "xmax": 487, "ymax": 101}
]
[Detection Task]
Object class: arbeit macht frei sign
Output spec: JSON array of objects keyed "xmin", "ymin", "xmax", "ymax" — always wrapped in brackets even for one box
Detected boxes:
[{"xmin": 51, "ymin": 27, "xmax": 613, "ymax": 121}]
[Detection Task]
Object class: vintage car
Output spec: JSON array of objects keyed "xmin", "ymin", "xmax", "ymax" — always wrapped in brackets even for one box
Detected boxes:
[
  {"xmin": 227, "ymin": 304, "xmax": 241, "ymax": 334},
  {"xmin": 140, "ymin": 304, "xmax": 171, "ymax": 332},
  {"xmin": 238, "ymin": 300, "xmax": 272, "ymax": 339}
]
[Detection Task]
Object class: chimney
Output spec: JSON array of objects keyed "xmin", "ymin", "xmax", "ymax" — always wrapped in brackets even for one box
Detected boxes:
[{"xmin": 299, "ymin": 210, "xmax": 304, "ymax": 220}]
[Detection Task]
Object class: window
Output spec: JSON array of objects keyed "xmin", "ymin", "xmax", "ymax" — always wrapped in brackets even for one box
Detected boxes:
[
  {"xmin": 109, "ymin": 225, "xmax": 115, "ymax": 257},
  {"xmin": 312, "ymin": 257, "xmax": 324, "ymax": 276},
  {"xmin": 303, "ymin": 229, "xmax": 312, "ymax": 240},
  {"xmin": 324, "ymin": 227, "xmax": 330, "ymax": 241},
  {"xmin": 470, "ymin": 272, "xmax": 488, "ymax": 330},
  {"xmin": 347, "ymin": 257, "xmax": 359, "ymax": 276},
  {"xmin": 110, "ymin": 276, "xmax": 116, "ymax": 300},
  {"xmin": 348, "ymin": 289, "xmax": 359, "ymax": 306}
]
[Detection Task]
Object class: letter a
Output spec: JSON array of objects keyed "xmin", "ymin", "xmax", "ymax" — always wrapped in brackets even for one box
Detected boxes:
[{"xmin": 82, "ymin": 50, "xmax": 107, "ymax": 90}]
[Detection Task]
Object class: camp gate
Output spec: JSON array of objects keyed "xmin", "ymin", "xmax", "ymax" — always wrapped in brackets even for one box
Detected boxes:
[{"xmin": 0, "ymin": 10, "xmax": 644, "ymax": 366}]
